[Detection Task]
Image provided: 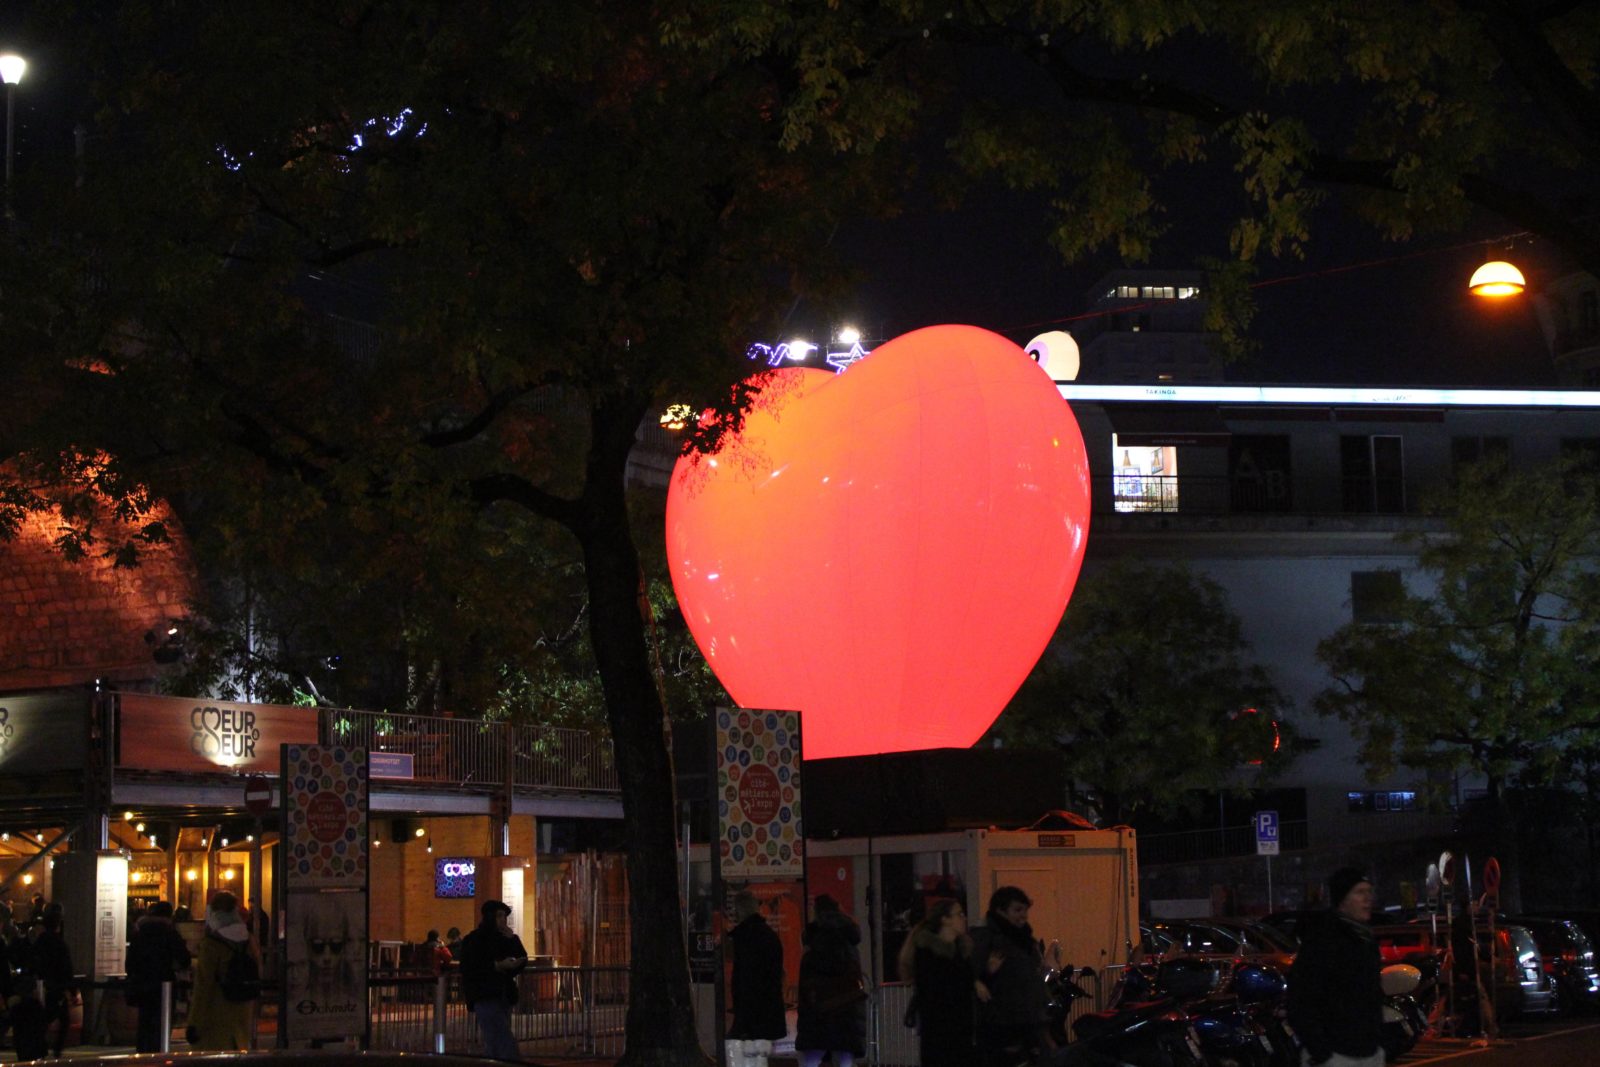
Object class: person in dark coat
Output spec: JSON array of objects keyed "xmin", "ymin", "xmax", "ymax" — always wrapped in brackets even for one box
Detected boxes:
[
  {"xmin": 1285, "ymin": 867, "xmax": 1384, "ymax": 1067},
  {"xmin": 726, "ymin": 890, "xmax": 786, "ymax": 1066},
  {"xmin": 897, "ymin": 898, "xmax": 978, "ymax": 1067},
  {"xmin": 796, "ymin": 894, "xmax": 865, "ymax": 1067},
  {"xmin": 458, "ymin": 899, "xmax": 528, "ymax": 1061},
  {"xmin": 126, "ymin": 900, "xmax": 192, "ymax": 1052},
  {"xmin": 970, "ymin": 886, "xmax": 1048, "ymax": 1067}
]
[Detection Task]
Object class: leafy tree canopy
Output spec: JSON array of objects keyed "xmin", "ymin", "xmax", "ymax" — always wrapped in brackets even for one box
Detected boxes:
[
  {"xmin": 990, "ymin": 559, "xmax": 1293, "ymax": 823},
  {"xmin": 1315, "ymin": 456, "xmax": 1600, "ymax": 801}
]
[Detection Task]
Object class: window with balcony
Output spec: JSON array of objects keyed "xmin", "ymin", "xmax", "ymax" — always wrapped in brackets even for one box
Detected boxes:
[
  {"xmin": 1112, "ymin": 437, "xmax": 1178, "ymax": 512},
  {"xmin": 1341, "ymin": 435, "xmax": 1405, "ymax": 513},
  {"xmin": 1228, "ymin": 435, "xmax": 1292, "ymax": 512}
]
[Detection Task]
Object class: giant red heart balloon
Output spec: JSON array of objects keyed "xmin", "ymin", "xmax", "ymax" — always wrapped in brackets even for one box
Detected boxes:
[{"xmin": 666, "ymin": 325, "xmax": 1091, "ymax": 759}]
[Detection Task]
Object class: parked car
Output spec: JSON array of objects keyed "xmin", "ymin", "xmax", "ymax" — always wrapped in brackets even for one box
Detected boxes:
[
  {"xmin": 1370, "ymin": 920, "xmax": 1557, "ymax": 1019},
  {"xmin": 1260, "ymin": 909, "xmax": 1322, "ymax": 945},
  {"xmin": 1505, "ymin": 915, "xmax": 1600, "ymax": 1014}
]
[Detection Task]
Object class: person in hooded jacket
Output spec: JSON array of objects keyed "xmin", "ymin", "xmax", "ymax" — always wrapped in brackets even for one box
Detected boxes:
[
  {"xmin": 126, "ymin": 900, "xmax": 192, "ymax": 1051},
  {"xmin": 1285, "ymin": 867, "xmax": 1384, "ymax": 1067},
  {"xmin": 795, "ymin": 894, "xmax": 865, "ymax": 1067},
  {"xmin": 898, "ymin": 898, "xmax": 979, "ymax": 1067},
  {"xmin": 187, "ymin": 891, "xmax": 259, "ymax": 1051},
  {"xmin": 969, "ymin": 886, "xmax": 1047, "ymax": 1067}
]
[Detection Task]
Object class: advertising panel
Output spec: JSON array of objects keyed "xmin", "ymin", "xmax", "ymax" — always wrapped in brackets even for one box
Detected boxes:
[
  {"xmin": 280, "ymin": 745, "xmax": 369, "ymax": 1046},
  {"xmin": 283, "ymin": 889, "xmax": 367, "ymax": 1040},
  {"xmin": 714, "ymin": 708, "xmax": 803, "ymax": 880},
  {"xmin": 118, "ymin": 693, "xmax": 317, "ymax": 774},
  {"xmin": 0, "ymin": 690, "xmax": 90, "ymax": 773}
]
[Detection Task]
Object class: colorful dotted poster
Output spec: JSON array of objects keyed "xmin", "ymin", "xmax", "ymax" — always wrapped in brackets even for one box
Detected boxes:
[
  {"xmin": 282, "ymin": 745, "xmax": 369, "ymax": 888},
  {"xmin": 715, "ymin": 708, "xmax": 803, "ymax": 880}
]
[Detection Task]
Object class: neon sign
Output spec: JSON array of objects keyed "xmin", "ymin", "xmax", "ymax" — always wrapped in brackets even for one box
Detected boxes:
[
  {"xmin": 746, "ymin": 339, "xmax": 874, "ymax": 373},
  {"xmin": 435, "ymin": 857, "xmax": 476, "ymax": 898}
]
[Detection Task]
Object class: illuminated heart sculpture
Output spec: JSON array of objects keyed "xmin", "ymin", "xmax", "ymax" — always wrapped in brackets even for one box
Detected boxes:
[{"xmin": 666, "ymin": 325, "xmax": 1091, "ymax": 759}]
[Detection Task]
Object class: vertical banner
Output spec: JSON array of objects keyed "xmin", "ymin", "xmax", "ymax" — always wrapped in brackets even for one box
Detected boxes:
[
  {"xmin": 712, "ymin": 708, "xmax": 804, "ymax": 1059},
  {"xmin": 715, "ymin": 708, "xmax": 803, "ymax": 878},
  {"xmin": 280, "ymin": 745, "xmax": 369, "ymax": 1045}
]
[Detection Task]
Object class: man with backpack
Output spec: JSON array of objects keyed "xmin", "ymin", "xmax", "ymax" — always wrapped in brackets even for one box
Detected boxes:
[
  {"xmin": 127, "ymin": 901, "xmax": 192, "ymax": 1052},
  {"xmin": 187, "ymin": 891, "xmax": 260, "ymax": 1050}
]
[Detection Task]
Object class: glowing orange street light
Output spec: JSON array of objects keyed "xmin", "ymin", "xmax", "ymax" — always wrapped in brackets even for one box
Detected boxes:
[{"xmin": 1469, "ymin": 259, "xmax": 1526, "ymax": 298}]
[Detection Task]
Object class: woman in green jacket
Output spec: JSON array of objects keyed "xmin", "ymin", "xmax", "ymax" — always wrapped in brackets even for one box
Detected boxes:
[{"xmin": 187, "ymin": 892, "xmax": 258, "ymax": 1051}]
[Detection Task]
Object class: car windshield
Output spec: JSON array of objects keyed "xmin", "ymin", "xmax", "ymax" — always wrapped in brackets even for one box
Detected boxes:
[{"xmin": 1238, "ymin": 920, "xmax": 1297, "ymax": 952}]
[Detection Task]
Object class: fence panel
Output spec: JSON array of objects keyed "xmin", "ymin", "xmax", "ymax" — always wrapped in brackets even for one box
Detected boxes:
[{"xmin": 366, "ymin": 967, "xmax": 626, "ymax": 1060}]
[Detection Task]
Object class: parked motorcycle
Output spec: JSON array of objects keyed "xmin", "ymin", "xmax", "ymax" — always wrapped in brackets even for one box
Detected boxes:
[
  {"xmin": 1380, "ymin": 963, "xmax": 1428, "ymax": 1061},
  {"xmin": 1230, "ymin": 961, "xmax": 1300, "ymax": 1067}
]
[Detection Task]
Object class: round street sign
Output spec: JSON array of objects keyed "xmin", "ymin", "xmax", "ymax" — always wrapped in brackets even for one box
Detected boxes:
[
  {"xmin": 1484, "ymin": 857, "xmax": 1501, "ymax": 899},
  {"xmin": 244, "ymin": 775, "xmax": 272, "ymax": 816},
  {"xmin": 1425, "ymin": 863, "xmax": 1441, "ymax": 898},
  {"xmin": 1439, "ymin": 850, "xmax": 1455, "ymax": 887}
]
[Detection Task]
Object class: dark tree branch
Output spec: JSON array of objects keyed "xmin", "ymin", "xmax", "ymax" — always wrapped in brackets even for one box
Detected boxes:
[
  {"xmin": 471, "ymin": 472, "xmax": 582, "ymax": 530},
  {"xmin": 1461, "ymin": 0, "xmax": 1600, "ymax": 167}
]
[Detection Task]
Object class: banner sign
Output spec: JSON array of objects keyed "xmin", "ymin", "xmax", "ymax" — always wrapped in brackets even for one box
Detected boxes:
[
  {"xmin": 118, "ymin": 693, "xmax": 317, "ymax": 774},
  {"xmin": 0, "ymin": 690, "xmax": 90, "ymax": 773},
  {"xmin": 280, "ymin": 745, "xmax": 369, "ymax": 1046},
  {"xmin": 715, "ymin": 708, "xmax": 804, "ymax": 879},
  {"xmin": 283, "ymin": 888, "xmax": 368, "ymax": 1040}
]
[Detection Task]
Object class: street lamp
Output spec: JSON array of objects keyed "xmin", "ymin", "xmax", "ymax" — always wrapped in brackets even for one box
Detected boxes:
[
  {"xmin": 1, "ymin": 53, "xmax": 24, "ymax": 221},
  {"xmin": 1469, "ymin": 259, "xmax": 1526, "ymax": 298}
]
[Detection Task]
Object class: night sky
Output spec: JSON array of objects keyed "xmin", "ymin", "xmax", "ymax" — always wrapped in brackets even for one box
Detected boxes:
[{"xmin": 0, "ymin": 10, "xmax": 1557, "ymax": 391}]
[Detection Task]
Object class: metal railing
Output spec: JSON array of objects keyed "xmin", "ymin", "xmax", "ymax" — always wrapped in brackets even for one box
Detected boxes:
[
  {"xmin": 1137, "ymin": 819, "xmax": 1309, "ymax": 865},
  {"xmin": 320, "ymin": 709, "xmax": 617, "ymax": 793},
  {"xmin": 1097, "ymin": 474, "xmax": 1423, "ymax": 516},
  {"xmin": 366, "ymin": 968, "xmax": 626, "ymax": 1060}
]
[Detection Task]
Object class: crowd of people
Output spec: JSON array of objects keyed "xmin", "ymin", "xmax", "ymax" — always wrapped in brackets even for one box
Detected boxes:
[{"xmin": 0, "ymin": 888, "xmax": 270, "ymax": 1058}]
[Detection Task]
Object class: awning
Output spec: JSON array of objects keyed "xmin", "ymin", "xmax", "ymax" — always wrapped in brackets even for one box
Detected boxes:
[{"xmin": 1105, "ymin": 404, "xmax": 1232, "ymax": 447}]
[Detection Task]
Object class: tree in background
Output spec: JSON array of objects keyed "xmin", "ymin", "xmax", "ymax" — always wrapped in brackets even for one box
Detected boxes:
[
  {"xmin": 1315, "ymin": 456, "xmax": 1600, "ymax": 911},
  {"xmin": 991, "ymin": 559, "xmax": 1292, "ymax": 823},
  {"xmin": 0, "ymin": 5, "xmax": 908, "ymax": 1062}
]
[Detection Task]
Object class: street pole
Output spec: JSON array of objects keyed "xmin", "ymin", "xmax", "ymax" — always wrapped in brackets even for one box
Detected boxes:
[{"xmin": 5, "ymin": 80, "xmax": 15, "ymax": 220}]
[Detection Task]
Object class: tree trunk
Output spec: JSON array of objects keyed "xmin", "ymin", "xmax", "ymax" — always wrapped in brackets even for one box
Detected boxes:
[{"xmin": 581, "ymin": 403, "xmax": 709, "ymax": 1066}]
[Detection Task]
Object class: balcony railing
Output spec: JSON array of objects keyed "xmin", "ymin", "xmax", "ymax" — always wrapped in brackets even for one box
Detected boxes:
[
  {"xmin": 1137, "ymin": 819, "xmax": 1309, "ymax": 865},
  {"xmin": 1100, "ymin": 475, "xmax": 1416, "ymax": 517},
  {"xmin": 320, "ymin": 708, "xmax": 618, "ymax": 793}
]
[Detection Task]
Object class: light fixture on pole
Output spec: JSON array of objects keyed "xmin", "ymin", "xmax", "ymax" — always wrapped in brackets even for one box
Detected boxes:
[
  {"xmin": 1469, "ymin": 259, "xmax": 1526, "ymax": 298},
  {"xmin": 0, "ymin": 53, "xmax": 24, "ymax": 222}
]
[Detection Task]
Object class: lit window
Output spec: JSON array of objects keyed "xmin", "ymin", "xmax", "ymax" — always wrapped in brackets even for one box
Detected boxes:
[{"xmin": 1177, "ymin": 287, "xmax": 1200, "ymax": 299}]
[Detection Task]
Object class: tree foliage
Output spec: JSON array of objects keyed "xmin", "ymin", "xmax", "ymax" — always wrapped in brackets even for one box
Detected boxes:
[
  {"xmin": 1315, "ymin": 456, "xmax": 1600, "ymax": 800},
  {"xmin": 991, "ymin": 559, "xmax": 1293, "ymax": 823}
]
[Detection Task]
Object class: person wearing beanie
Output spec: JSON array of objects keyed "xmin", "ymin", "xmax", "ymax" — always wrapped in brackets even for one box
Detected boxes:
[
  {"xmin": 459, "ymin": 899, "xmax": 528, "ymax": 1061},
  {"xmin": 1286, "ymin": 867, "xmax": 1384, "ymax": 1067}
]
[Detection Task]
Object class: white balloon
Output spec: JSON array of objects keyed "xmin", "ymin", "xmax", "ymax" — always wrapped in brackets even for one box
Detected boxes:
[{"xmin": 1025, "ymin": 331, "xmax": 1080, "ymax": 381}]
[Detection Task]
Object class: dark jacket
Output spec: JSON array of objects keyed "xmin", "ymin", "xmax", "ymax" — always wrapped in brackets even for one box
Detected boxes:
[
  {"xmin": 909, "ymin": 932, "xmax": 977, "ymax": 1067},
  {"xmin": 457, "ymin": 922, "xmax": 527, "ymax": 1008},
  {"xmin": 1285, "ymin": 911, "xmax": 1384, "ymax": 1063},
  {"xmin": 796, "ymin": 909, "xmax": 865, "ymax": 1054},
  {"xmin": 126, "ymin": 916, "xmax": 192, "ymax": 1006},
  {"xmin": 970, "ymin": 913, "xmax": 1046, "ymax": 1032},
  {"xmin": 27, "ymin": 928, "xmax": 75, "ymax": 1002},
  {"xmin": 727, "ymin": 913, "xmax": 787, "ymax": 1040}
]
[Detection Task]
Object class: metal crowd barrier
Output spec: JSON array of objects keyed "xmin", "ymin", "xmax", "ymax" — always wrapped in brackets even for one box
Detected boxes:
[{"xmin": 366, "ymin": 966, "xmax": 627, "ymax": 1060}]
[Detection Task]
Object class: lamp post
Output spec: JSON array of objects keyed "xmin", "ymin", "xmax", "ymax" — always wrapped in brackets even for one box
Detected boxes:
[{"xmin": 1, "ymin": 53, "xmax": 25, "ymax": 221}]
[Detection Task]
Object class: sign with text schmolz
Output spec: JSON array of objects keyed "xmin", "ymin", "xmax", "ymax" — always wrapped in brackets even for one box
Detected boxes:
[
  {"xmin": 281, "ymin": 745, "xmax": 369, "ymax": 1045},
  {"xmin": 715, "ymin": 708, "xmax": 803, "ymax": 880},
  {"xmin": 117, "ymin": 692, "xmax": 317, "ymax": 774}
]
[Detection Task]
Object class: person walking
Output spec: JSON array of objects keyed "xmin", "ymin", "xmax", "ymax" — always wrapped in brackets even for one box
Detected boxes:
[
  {"xmin": 187, "ymin": 891, "xmax": 259, "ymax": 1050},
  {"xmin": 459, "ymin": 899, "xmax": 528, "ymax": 1061},
  {"xmin": 29, "ymin": 906, "xmax": 76, "ymax": 1058},
  {"xmin": 970, "ymin": 886, "xmax": 1048, "ymax": 1067},
  {"xmin": 898, "ymin": 899, "xmax": 978, "ymax": 1067},
  {"xmin": 726, "ymin": 890, "xmax": 786, "ymax": 1067},
  {"xmin": 1286, "ymin": 867, "xmax": 1384, "ymax": 1067},
  {"xmin": 795, "ymin": 894, "xmax": 865, "ymax": 1067},
  {"xmin": 126, "ymin": 900, "xmax": 192, "ymax": 1052}
]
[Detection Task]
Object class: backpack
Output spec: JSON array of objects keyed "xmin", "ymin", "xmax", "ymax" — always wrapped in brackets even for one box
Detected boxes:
[{"xmin": 218, "ymin": 940, "xmax": 262, "ymax": 1002}]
